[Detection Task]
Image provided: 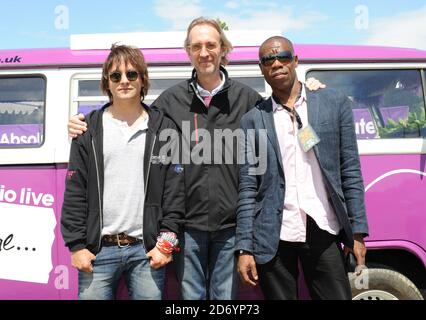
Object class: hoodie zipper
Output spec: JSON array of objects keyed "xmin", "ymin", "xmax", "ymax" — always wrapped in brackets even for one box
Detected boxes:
[
  {"xmin": 144, "ymin": 134, "xmax": 156, "ymax": 202},
  {"xmin": 91, "ymin": 138, "xmax": 103, "ymax": 253},
  {"xmin": 194, "ymin": 114, "xmax": 199, "ymax": 145},
  {"xmin": 190, "ymin": 82, "xmax": 206, "ymax": 146},
  {"xmin": 141, "ymin": 134, "xmax": 156, "ymax": 253}
]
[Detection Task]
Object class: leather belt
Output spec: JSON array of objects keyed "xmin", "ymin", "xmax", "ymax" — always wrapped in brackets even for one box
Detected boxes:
[{"xmin": 102, "ymin": 233, "xmax": 142, "ymax": 247}]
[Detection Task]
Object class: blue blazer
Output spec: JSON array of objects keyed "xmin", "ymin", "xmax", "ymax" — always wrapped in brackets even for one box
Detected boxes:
[{"xmin": 236, "ymin": 88, "xmax": 369, "ymax": 265}]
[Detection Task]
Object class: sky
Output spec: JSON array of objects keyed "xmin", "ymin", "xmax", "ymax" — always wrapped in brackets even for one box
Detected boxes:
[{"xmin": 1, "ymin": 0, "xmax": 426, "ymax": 50}]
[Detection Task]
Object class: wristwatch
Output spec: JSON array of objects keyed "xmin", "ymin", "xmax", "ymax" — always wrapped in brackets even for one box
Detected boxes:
[{"xmin": 238, "ymin": 249, "xmax": 252, "ymax": 256}]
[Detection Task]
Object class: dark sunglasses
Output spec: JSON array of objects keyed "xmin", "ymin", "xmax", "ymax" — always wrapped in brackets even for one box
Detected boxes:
[
  {"xmin": 108, "ymin": 70, "xmax": 139, "ymax": 83},
  {"xmin": 260, "ymin": 50, "xmax": 294, "ymax": 67}
]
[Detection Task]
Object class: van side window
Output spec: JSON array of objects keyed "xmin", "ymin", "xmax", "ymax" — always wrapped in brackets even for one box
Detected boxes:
[
  {"xmin": 149, "ymin": 79, "xmax": 184, "ymax": 96},
  {"xmin": 74, "ymin": 74, "xmax": 266, "ymax": 113},
  {"xmin": 306, "ymin": 69, "xmax": 426, "ymax": 139},
  {"xmin": 74, "ymin": 78, "xmax": 185, "ymax": 112},
  {"xmin": 233, "ymin": 77, "xmax": 266, "ymax": 94},
  {"xmin": 0, "ymin": 76, "xmax": 45, "ymax": 147},
  {"xmin": 76, "ymin": 80, "xmax": 107, "ymax": 115},
  {"xmin": 149, "ymin": 77, "xmax": 266, "ymax": 98}
]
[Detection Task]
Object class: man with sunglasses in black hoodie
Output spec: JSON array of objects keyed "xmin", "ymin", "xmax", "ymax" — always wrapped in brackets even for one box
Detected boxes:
[{"xmin": 61, "ymin": 44, "xmax": 184, "ymax": 300}]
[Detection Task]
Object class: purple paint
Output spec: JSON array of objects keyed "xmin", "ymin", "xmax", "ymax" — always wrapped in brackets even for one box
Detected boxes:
[
  {"xmin": 77, "ymin": 104, "xmax": 103, "ymax": 115},
  {"xmin": 352, "ymin": 109, "xmax": 377, "ymax": 139},
  {"xmin": 1, "ymin": 44, "xmax": 425, "ymax": 69},
  {"xmin": 361, "ymin": 155, "xmax": 426, "ymax": 253},
  {"xmin": 379, "ymin": 106, "xmax": 409, "ymax": 125},
  {"xmin": 0, "ymin": 166, "xmax": 70, "ymax": 299},
  {"xmin": 0, "ymin": 124, "xmax": 43, "ymax": 146}
]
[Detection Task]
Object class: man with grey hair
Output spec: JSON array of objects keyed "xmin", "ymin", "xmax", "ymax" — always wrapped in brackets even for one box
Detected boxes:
[{"xmin": 157, "ymin": 17, "xmax": 264, "ymax": 300}]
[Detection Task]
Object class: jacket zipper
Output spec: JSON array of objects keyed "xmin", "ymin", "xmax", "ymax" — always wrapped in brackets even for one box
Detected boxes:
[
  {"xmin": 190, "ymin": 82, "xmax": 206, "ymax": 106},
  {"xmin": 142, "ymin": 134, "xmax": 156, "ymax": 253},
  {"xmin": 144, "ymin": 134, "xmax": 156, "ymax": 202},
  {"xmin": 194, "ymin": 114, "xmax": 199, "ymax": 145},
  {"xmin": 91, "ymin": 138, "xmax": 103, "ymax": 253},
  {"xmin": 190, "ymin": 82, "xmax": 206, "ymax": 146}
]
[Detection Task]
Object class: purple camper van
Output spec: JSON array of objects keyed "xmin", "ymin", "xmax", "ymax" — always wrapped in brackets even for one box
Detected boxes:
[{"xmin": 0, "ymin": 33, "xmax": 425, "ymax": 300}]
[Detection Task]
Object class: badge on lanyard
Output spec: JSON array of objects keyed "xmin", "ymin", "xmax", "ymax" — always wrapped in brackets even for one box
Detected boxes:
[{"xmin": 297, "ymin": 124, "xmax": 320, "ymax": 152}]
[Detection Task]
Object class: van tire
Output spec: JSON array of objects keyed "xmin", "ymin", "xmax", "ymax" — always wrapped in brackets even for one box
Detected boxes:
[{"xmin": 349, "ymin": 268, "xmax": 424, "ymax": 300}]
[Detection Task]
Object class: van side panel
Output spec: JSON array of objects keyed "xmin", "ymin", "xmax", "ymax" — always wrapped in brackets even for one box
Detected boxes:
[
  {"xmin": 0, "ymin": 166, "xmax": 72, "ymax": 299},
  {"xmin": 1, "ymin": 44, "xmax": 426, "ymax": 299},
  {"xmin": 361, "ymin": 154, "xmax": 426, "ymax": 250}
]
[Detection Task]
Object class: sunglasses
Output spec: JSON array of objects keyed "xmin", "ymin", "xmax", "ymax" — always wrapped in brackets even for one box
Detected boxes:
[
  {"xmin": 260, "ymin": 50, "xmax": 294, "ymax": 67},
  {"xmin": 108, "ymin": 70, "xmax": 139, "ymax": 83}
]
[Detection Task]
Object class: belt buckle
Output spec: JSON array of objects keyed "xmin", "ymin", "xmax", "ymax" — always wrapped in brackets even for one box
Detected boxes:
[{"xmin": 117, "ymin": 234, "xmax": 130, "ymax": 248}]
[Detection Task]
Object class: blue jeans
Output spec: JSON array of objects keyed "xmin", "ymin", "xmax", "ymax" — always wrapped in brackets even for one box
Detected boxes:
[
  {"xmin": 78, "ymin": 243, "xmax": 164, "ymax": 300},
  {"xmin": 174, "ymin": 228, "xmax": 237, "ymax": 300}
]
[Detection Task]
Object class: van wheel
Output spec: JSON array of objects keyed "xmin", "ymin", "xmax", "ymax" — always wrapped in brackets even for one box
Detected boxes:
[{"xmin": 349, "ymin": 268, "xmax": 424, "ymax": 300}]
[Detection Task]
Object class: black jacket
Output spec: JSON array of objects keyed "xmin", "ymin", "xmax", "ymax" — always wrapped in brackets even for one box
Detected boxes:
[
  {"xmin": 61, "ymin": 103, "xmax": 185, "ymax": 254},
  {"xmin": 151, "ymin": 67, "xmax": 263, "ymax": 232}
]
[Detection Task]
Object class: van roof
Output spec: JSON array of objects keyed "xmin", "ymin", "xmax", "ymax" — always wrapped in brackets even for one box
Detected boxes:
[{"xmin": 1, "ymin": 44, "xmax": 426, "ymax": 69}]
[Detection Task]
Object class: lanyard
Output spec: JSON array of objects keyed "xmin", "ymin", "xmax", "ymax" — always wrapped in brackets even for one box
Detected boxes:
[{"xmin": 272, "ymin": 89, "xmax": 303, "ymax": 129}]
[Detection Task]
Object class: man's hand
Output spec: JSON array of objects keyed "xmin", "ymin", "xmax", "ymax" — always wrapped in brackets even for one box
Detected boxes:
[
  {"xmin": 68, "ymin": 113, "xmax": 87, "ymax": 138},
  {"xmin": 352, "ymin": 233, "xmax": 367, "ymax": 266},
  {"xmin": 305, "ymin": 77, "xmax": 326, "ymax": 91},
  {"xmin": 146, "ymin": 247, "xmax": 172, "ymax": 269},
  {"xmin": 345, "ymin": 233, "xmax": 367, "ymax": 275},
  {"xmin": 237, "ymin": 254, "xmax": 258, "ymax": 286},
  {"xmin": 71, "ymin": 248, "xmax": 96, "ymax": 273}
]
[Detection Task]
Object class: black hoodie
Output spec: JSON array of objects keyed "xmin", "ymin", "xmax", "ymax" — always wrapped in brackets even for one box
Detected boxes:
[{"xmin": 61, "ymin": 103, "xmax": 185, "ymax": 254}]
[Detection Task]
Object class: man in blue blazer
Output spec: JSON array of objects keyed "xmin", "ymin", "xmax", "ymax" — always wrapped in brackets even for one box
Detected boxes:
[{"xmin": 236, "ymin": 36, "xmax": 369, "ymax": 300}]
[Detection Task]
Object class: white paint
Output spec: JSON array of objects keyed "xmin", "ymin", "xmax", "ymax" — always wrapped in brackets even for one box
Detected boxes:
[
  {"xmin": 0, "ymin": 202, "xmax": 56, "ymax": 284},
  {"xmin": 70, "ymin": 30, "xmax": 281, "ymax": 50},
  {"xmin": 365, "ymin": 169, "xmax": 426, "ymax": 192}
]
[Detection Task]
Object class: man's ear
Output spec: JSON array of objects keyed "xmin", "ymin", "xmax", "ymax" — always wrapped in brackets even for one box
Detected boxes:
[{"xmin": 294, "ymin": 55, "xmax": 299, "ymax": 68}]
